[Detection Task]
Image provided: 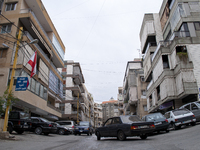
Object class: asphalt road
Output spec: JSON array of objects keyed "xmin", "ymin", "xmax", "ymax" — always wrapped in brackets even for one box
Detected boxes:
[{"xmin": 0, "ymin": 123, "xmax": 200, "ymax": 150}]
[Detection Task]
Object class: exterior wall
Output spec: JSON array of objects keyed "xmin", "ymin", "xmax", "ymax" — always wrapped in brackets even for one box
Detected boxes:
[{"xmin": 153, "ymin": 57, "xmax": 164, "ymax": 82}]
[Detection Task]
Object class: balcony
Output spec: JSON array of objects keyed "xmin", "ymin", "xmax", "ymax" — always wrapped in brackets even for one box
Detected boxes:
[
  {"xmin": 47, "ymin": 103, "xmax": 62, "ymax": 113},
  {"xmin": 170, "ymin": 31, "xmax": 190, "ymax": 40}
]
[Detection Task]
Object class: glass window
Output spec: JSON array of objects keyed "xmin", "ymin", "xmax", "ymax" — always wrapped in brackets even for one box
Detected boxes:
[
  {"xmin": 40, "ymin": 84, "xmax": 44, "ymax": 98},
  {"xmin": 185, "ymin": 104, "xmax": 190, "ymax": 110},
  {"xmin": 35, "ymin": 82, "xmax": 40, "ymax": 95},
  {"xmin": 172, "ymin": 109, "xmax": 190, "ymax": 116},
  {"xmin": 112, "ymin": 118, "xmax": 121, "ymax": 124},
  {"xmin": 1, "ymin": 24, "xmax": 12, "ymax": 33},
  {"xmin": 143, "ymin": 105, "xmax": 147, "ymax": 111},
  {"xmin": 191, "ymin": 103, "xmax": 198, "ymax": 110},
  {"xmin": 43, "ymin": 87, "xmax": 47, "ymax": 100},
  {"xmin": 5, "ymin": 3, "xmax": 17, "ymax": 11},
  {"xmin": 31, "ymin": 78, "xmax": 36, "ymax": 93},
  {"xmin": 194, "ymin": 22, "xmax": 200, "ymax": 31},
  {"xmin": 104, "ymin": 119, "xmax": 112, "ymax": 126},
  {"xmin": 121, "ymin": 115, "xmax": 140, "ymax": 123}
]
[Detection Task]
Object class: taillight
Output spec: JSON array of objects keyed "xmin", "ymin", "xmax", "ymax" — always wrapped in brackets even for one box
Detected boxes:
[
  {"xmin": 72, "ymin": 126, "xmax": 74, "ymax": 128},
  {"xmin": 18, "ymin": 121, "xmax": 21, "ymax": 125},
  {"xmin": 149, "ymin": 124, "xmax": 155, "ymax": 128},
  {"xmin": 193, "ymin": 115, "xmax": 195, "ymax": 118},
  {"xmin": 49, "ymin": 124, "xmax": 53, "ymax": 127},
  {"xmin": 165, "ymin": 119, "xmax": 168, "ymax": 123},
  {"xmin": 131, "ymin": 126, "xmax": 138, "ymax": 130},
  {"xmin": 175, "ymin": 119, "xmax": 178, "ymax": 122}
]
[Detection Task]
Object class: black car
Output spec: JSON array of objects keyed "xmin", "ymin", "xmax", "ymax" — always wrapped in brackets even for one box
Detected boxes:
[
  {"xmin": 30, "ymin": 117, "xmax": 57, "ymax": 135},
  {"xmin": 74, "ymin": 121, "xmax": 93, "ymax": 136},
  {"xmin": 95, "ymin": 115, "xmax": 155, "ymax": 141},
  {"xmin": 55, "ymin": 122, "xmax": 71, "ymax": 135},
  {"xmin": 142, "ymin": 113, "xmax": 170, "ymax": 133}
]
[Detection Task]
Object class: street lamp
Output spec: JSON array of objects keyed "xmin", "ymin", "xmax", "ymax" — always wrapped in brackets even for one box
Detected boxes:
[{"xmin": 3, "ymin": 26, "xmax": 38, "ymax": 132}]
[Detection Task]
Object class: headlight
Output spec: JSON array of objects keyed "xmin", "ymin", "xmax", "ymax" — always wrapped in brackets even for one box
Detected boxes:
[
  {"xmin": 75, "ymin": 127, "xmax": 79, "ymax": 129},
  {"xmin": 84, "ymin": 128, "xmax": 89, "ymax": 130}
]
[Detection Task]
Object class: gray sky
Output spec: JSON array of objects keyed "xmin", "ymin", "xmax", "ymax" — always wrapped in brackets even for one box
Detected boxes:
[{"xmin": 42, "ymin": 0, "xmax": 163, "ymax": 103}]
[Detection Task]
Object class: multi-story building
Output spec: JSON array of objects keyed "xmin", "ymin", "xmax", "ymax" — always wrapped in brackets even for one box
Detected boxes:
[
  {"xmin": 93, "ymin": 102, "xmax": 102, "ymax": 128},
  {"xmin": 123, "ymin": 60, "xmax": 148, "ymax": 118},
  {"xmin": 140, "ymin": 0, "xmax": 200, "ymax": 113},
  {"xmin": 102, "ymin": 98, "xmax": 118, "ymax": 123},
  {"xmin": 117, "ymin": 87, "xmax": 124, "ymax": 115},
  {"xmin": 57, "ymin": 60, "xmax": 93, "ymax": 123},
  {"xmin": 0, "ymin": 0, "xmax": 65, "ymax": 120}
]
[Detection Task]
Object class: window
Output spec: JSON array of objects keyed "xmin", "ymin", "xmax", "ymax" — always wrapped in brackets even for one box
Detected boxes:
[
  {"xmin": 104, "ymin": 118, "xmax": 112, "ymax": 126},
  {"xmin": 1, "ymin": 24, "xmax": 12, "ymax": 33},
  {"xmin": 194, "ymin": 22, "xmax": 200, "ymax": 31},
  {"xmin": 0, "ymin": 49, "xmax": 7, "ymax": 58},
  {"xmin": 140, "ymin": 76, "xmax": 144, "ymax": 82},
  {"xmin": 143, "ymin": 105, "xmax": 147, "ymax": 111},
  {"xmin": 141, "ymin": 90, "xmax": 146, "ymax": 96},
  {"xmin": 43, "ymin": 87, "xmax": 47, "ymax": 100},
  {"xmin": 40, "ymin": 84, "xmax": 44, "ymax": 98},
  {"xmin": 31, "ymin": 78, "xmax": 36, "ymax": 93},
  {"xmin": 191, "ymin": 103, "xmax": 198, "ymax": 110},
  {"xmin": 156, "ymin": 85, "xmax": 160, "ymax": 101},
  {"xmin": 35, "ymin": 82, "xmax": 40, "ymax": 95},
  {"xmin": 112, "ymin": 118, "xmax": 121, "ymax": 124},
  {"xmin": 5, "ymin": 3, "xmax": 17, "ymax": 11},
  {"xmin": 0, "ymin": 0, "xmax": 4, "ymax": 12},
  {"xmin": 185, "ymin": 104, "xmax": 190, "ymax": 110},
  {"xmin": 162, "ymin": 55, "xmax": 169, "ymax": 69}
]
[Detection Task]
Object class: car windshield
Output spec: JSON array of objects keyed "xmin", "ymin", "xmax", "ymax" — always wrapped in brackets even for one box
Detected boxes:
[
  {"xmin": 79, "ymin": 122, "xmax": 89, "ymax": 126},
  {"xmin": 120, "ymin": 116, "xmax": 141, "ymax": 123},
  {"xmin": 146, "ymin": 113, "xmax": 164, "ymax": 121},
  {"xmin": 172, "ymin": 109, "xmax": 190, "ymax": 116}
]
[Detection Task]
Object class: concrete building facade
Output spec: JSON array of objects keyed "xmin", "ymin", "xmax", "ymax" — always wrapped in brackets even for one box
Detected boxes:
[
  {"xmin": 0, "ymin": 0, "xmax": 65, "ymax": 120},
  {"xmin": 94, "ymin": 102, "xmax": 102, "ymax": 128},
  {"xmin": 117, "ymin": 87, "xmax": 124, "ymax": 116},
  {"xmin": 140, "ymin": 0, "xmax": 200, "ymax": 113}
]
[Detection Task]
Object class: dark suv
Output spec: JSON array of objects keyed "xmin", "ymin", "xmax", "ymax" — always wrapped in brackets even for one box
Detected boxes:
[
  {"xmin": 30, "ymin": 117, "xmax": 57, "ymax": 135},
  {"xmin": 74, "ymin": 121, "xmax": 93, "ymax": 136}
]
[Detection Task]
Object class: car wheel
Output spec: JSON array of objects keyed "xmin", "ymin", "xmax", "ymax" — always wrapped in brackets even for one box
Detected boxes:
[
  {"xmin": 16, "ymin": 130, "xmax": 24, "ymax": 134},
  {"xmin": 44, "ymin": 132, "xmax": 49, "ymax": 135},
  {"xmin": 166, "ymin": 129, "xmax": 169, "ymax": 133},
  {"xmin": 90, "ymin": 132, "xmax": 92, "ymax": 136},
  {"xmin": 58, "ymin": 129, "xmax": 65, "ymax": 135},
  {"xmin": 172, "ymin": 123, "xmax": 178, "ymax": 130},
  {"xmin": 96, "ymin": 131, "xmax": 101, "ymax": 140},
  {"xmin": 157, "ymin": 130, "xmax": 160, "ymax": 134},
  {"xmin": 117, "ymin": 130, "xmax": 126, "ymax": 141},
  {"xmin": 35, "ymin": 127, "xmax": 43, "ymax": 135},
  {"xmin": 191, "ymin": 122, "xmax": 196, "ymax": 126},
  {"xmin": 87, "ymin": 133, "xmax": 89, "ymax": 136},
  {"xmin": 7, "ymin": 125, "xmax": 13, "ymax": 134},
  {"xmin": 79, "ymin": 133, "xmax": 81, "ymax": 136},
  {"xmin": 74, "ymin": 133, "xmax": 77, "ymax": 136},
  {"xmin": 140, "ymin": 134, "xmax": 147, "ymax": 140}
]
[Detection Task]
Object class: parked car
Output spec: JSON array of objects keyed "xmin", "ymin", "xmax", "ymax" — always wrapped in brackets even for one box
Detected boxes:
[
  {"xmin": 56, "ymin": 120, "xmax": 75, "ymax": 134},
  {"xmin": 30, "ymin": 117, "xmax": 57, "ymax": 135},
  {"xmin": 55, "ymin": 122, "xmax": 71, "ymax": 135},
  {"xmin": 142, "ymin": 112, "xmax": 170, "ymax": 133},
  {"xmin": 7, "ymin": 111, "xmax": 32, "ymax": 134},
  {"xmin": 164, "ymin": 109, "xmax": 196, "ymax": 130},
  {"xmin": 74, "ymin": 121, "xmax": 93, "ymax": 136},
  {"xmin": 179, "ymin": 101, "xmax": 200, "ymax": 122},
  {"xmin": 95, "ymin": 115, "xmax": 155, "ymax": 141}
]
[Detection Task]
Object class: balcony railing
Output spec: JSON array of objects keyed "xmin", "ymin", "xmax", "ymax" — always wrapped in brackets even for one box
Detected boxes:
[
  {"xmin": 47, "ymin": 103, "xmax": 62, "ymax": 113},
  {"xmin": 50, "ymin": 62, "xmax": 62, "ymax": 78},
  {"xmin": 170, "ymin": 31, "xmax": 190, "ymax": 40}
]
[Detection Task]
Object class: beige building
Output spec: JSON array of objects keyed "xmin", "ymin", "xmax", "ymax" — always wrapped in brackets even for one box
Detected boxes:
[
  {"xmin": 140, "ymin": 0, "xmax": 200, "ymax": 113},
  {"xmin": 117, "ymin": 87, "xmax": 124, "ymax": 115},
  {"xmin": 57, "ymin": 61, "xmax": 94, "ymax": 124},
  {"xmin": 102, "ymin": 98, "xmax": 118, "ymax": 123},
  {"xmin": 0, "ymin": 0, "xmax": 65, "ymax": 120},
  {"xmin": 123, "ymin": 60, "xmax": 148, "ymax": 118},
  {"xmin": 93, "ymin": 102, "xmax": 102, "ymax": 128}
]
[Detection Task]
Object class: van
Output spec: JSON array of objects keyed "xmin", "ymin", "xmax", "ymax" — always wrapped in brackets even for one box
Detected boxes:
[{"xmin": 56, "ymin": 120, "xmax": 76, "ymax": 133}]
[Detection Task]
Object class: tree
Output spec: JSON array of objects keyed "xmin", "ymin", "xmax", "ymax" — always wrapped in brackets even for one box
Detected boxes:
[{"xmin": 0, "ymin": 87, "xmax": 19, "ymax": 115}]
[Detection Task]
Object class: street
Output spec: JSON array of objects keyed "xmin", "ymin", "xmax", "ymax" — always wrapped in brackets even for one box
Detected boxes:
[{"xmin": 0, "ymin": 124, "xmax": 200, "ymax": 150}]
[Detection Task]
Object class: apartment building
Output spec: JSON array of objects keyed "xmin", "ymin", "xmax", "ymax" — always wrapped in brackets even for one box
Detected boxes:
[
  {"xmin": 0, "ymin": 0, "xmax": 65, "ymax": 120},
  {"xmin": 117, "ymin": 87, "xmax": 124, "ymax": 115},
  {"xmin": 94, "ymin": 102, "xmax": 102, "ymax": 128},
  {"xmin": 140, "ymin": 0, "xmax": 200, "ymax": 113},
  {"xmin": 123, "ymin": 60, "xmax": 148, "ymax": 118},
  {"xmin": 57, "ymin": 60, "xmax": 94, "ymax": 123},
  {"xmin": 102, "ymin": 98, "xmax": 118, "ymax": 123}
]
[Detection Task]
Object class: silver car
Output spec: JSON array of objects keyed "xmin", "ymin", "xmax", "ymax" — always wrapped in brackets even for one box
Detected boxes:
[
  {"xmin": 179, "ymin": 101, "xmax": 200, "ymax": 122},
  {"xmin": 56, "ymin": 120, "xmax": 76, "ymax": 133}
]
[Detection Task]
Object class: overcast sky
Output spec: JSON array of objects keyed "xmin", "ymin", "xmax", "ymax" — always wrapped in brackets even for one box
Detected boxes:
[{"xmin": 42, "ymin": 0, "xmax": 163, "ymax": 103}]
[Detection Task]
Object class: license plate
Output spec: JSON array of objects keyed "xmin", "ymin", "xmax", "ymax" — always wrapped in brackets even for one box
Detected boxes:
[
  {"xmin": 155, "ymin": 122, "xmax": 162, "ymax": 125},
  {"xmin": 23, "ymin": 126, "xmax": 28, "ymax": 128},
  {"xmin": 183, "ymin": 120, "xmax": 191, "ymax": 124},
  {"xmin": 139, "ymin": 125, "xmax": 148, "ymax": 128}
]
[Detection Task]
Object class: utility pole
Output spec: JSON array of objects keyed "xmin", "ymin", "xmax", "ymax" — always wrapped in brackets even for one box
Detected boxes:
[
  {"xmin": 3, "ymin": 27, "xmax": 23, "ymax": 132},
  {"xmin": 77, "ymin": 93, "xmax": 79, "ymax": 124}
]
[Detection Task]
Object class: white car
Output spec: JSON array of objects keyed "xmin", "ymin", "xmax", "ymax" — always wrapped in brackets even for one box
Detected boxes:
[{"xmin": 164, "ymin": 109, "xmax": 196, "ymax": 130}]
